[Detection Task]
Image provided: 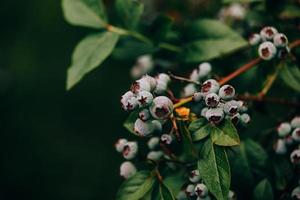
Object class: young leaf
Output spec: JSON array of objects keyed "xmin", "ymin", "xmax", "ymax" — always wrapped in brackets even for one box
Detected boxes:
[
  {"xmin": 279, "ymin": 62, "xmax": 300, "ymax": 92},
  {"xmin": 253, "ymin": 179, "xmax": 273, "ymax": 200},
  {"xmin": 198, "ymin": 138, "xmax": 231, "ymax": 200},
  {"xmin": 62, "ymin": 0, "xmax": 107, "ymax": 29},
  {"xmin": 188, "ymin": 118, "xmax": 207, "ymax": 132},
  {"xmin": 67, "ymin": 32, "xmax": 119, "ymax": 90},
  {"xmin": 211, "ymin": 119, "xmax": 240, "ymax": 146},
  {"xmin": 159, "ymin": 182, "xmax": 176, "ymax": 200},
  {"xmin": 116, "ymin": 170, "xmax": 155, "ymax": 200},
  {"xmin": 182, "ymin": 19, "xmax": 247, "ymax": 63},
  {"xmin": 115, "ymin": 0, "xmax": 144, "ymax": 30},
  {"xmin": 192, "ymin": 124, "xmax": 210, "ymax": 142}
]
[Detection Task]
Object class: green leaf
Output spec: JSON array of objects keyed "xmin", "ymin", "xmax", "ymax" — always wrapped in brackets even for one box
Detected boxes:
[
  {"xmin": 116, "ymin": 170, "xmax": 155, "ymax": 200},
  {"xmin": 182, "ymin": 19, "xmax": 248, "ymax": 63},
  {"xmin": 123, "ymin": 109, "xmax": 140, "ymax": 135},
  {"xmin": 192, "ymin": 124, "xmax": 210, "ymax": 142},
  {"xmin": 178, "ymin": 121, "xmax": 198, "ymax": 162},
  {"xmin": 273, "ymin": 156, "xmax": 293, "ymax": 190},
  {"xmin": 230, "ymin": 139, "xmax": 268, "ymax": 186},
  {"xmin": 211, "ymin": 119, "xmax": 240, "ymax": 146},
  {"xmin": 163, "ymin": 170, "xmax": 186, "ymax": 196},
  {"xmin": 198, "ymin": 138, "xmax": 231, "ymax": 200},
  {"xmin": 253, "ymin": 179, "xmax": 273, "ymax": 200},
  {"xmin": 159, "ymin": 182, "xmax": 176, "ymax": 200},
  {"xmin": 67, "ymin": 32, "xmax": 119, "ymax": 90},
  {"xmin": 188, "ymin": 118, "xmax": 207, "ymax": 132},
  {"xmin": 279, "ymin": 63, "xmax": 300, "ymax": 92},
  {"xmin": 280, "ymin": 5, "xmax": 300, "ymax": 19},
  {"xmin": 62, "ymin": 0, "xmax": 107, "ymax": 29},
  {"xmin": 115, "ymin": 0, "xmax": 144, "ymax": 30}
]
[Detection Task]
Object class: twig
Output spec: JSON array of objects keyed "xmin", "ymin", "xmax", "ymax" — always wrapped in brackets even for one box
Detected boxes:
[
  {"xmin": 169, "ymin": 72, "xmax": 201, "ymax": 85},
  {"xmin": 237, "ymin": 94, "xmax": 300, "ymax": 107}
]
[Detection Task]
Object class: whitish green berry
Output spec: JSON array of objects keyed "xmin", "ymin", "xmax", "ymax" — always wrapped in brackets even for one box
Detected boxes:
[
  {"xmin": 274, "ymin": 139, "xmax": 287, "ymax": 154},
  {"xmin": 147, "ymin": 151, "xmax": 163, "ymax": 161},
  {"xmin": 134, "ymin": 119, "xmax": 156, "ymax": 136},
  {"xmin": 193, "ymin": 92, "xmax": 204, "ymax": 102},
  {"xmin": 228, "ymin": 190, "xmax": 237, "ymax": 200},
  {"xmin": 150, "ymin": 96, "xmax": 174, "ymax": 119},
  {"xmin": 249, "ymin": 33, "xmax": 261, "ymax": 46},
  {"xmin": 273, "ymin": 33, "xmax": 288, "ymax": 48},
  {"xmin": 121, "ymin": 91, "xmax": 138, "ymax": 111},
  {"xmin": 115, "ymin": 138, "xmax": 128, "ymax": 153},
  {"xmin": 176, "ymin": 191, "xmax": 188, "ymax": 200},
  {"xmin": 292, "ymin": 186, "xmax": 300, "ymax": 200},
  {"xmin": 137, "ymin": 91, "xmax": 153, "ymax": 107},
  {"xmin": 147, "ymin": 137, "xmax": 160, "ymax": 150},
  {"xmin": 122, "ymin": 141, "xmax": 138, "ymax": 160},
  {"xmin": 201, "ymin": 79, "xmax": 220, "ymax": 95},
  {"xmin": 189, "ymin": 169, "xmax": 201, "ymax": 183},
  {"xmin": 240, "ymin": 113, "xmax": 251, "ymax": 125},
  {"xmin": 223, "ymin": 100, "xmax": 239, "ymax": 116},
  {"xmin": 161, "ymin": 134, "xmax": 173, "ymax": 145},
  {"xmin": 182, "ymin": 83, "xmax": 197, "ymax": 97},
  {"xmin": 292, "ymin": 128, "xmax": 300, "ymax": 142},
  {"xmin": 291, "ymin": 149, "xmax": 300, "ymax": 164},
  {"xmin": 277, "ymin": 122, "xmax": 292, "ymax": 137},
  {"xmin": 258, "ymin": 41, "xmax": 277, "ymax": 60},
  {"xmin": 260, "ymin": 26, "xmax": 278, "ymax": 41},
  {"xmin": 186, "ymin": 184, "xmax": 196, "ymax": 196},
  {"xmin": 218, "ymin": 84, "xmax": 235, "ymax": 100},
  {"xmin": 131, "ymin": 78, "xmax": 151, "ymax": 93},
  {"xmin": 206, "ymin": 107, "xmax": 224, "ymax": 124},
  {"xmin": 195, "ymin": 183, "xmax": 208, "ymax": 198},
  {"xmin": 205, "ymin": 93, "xmax": 220, "ymax": 107},
  {"xmin": 198, "ymin": 62, "xmax": 212, "ymax": 78},
  {"xmin": 291, "ymin": 116, "xmax": 300, "ymax": 128},
  {"xmin": 120, "ymin": 161, "xmax": 137, "ymax": 179}
]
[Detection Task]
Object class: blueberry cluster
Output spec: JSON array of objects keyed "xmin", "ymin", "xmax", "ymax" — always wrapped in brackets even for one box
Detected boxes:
[
  {"xmin": 249, "ymin": 26, "xmax": 289, "ymax": 60},
  {"xmin": 176, "ymin": 169, "xmax": 236, "ymax": 200},
  {"xmin": 182, "ymin": 62, "xmax": 212, "ymax": 97},
  {"xmin": 121, "ymin": 74, "xmax": 174, "ymax": 136},
  {"xmin": 190, "ymin": 79, "xmax": 250, "ymax": 125},
  {"xmin": 274, "ymin": 116, "xmax": 300, "ymax": 165}
]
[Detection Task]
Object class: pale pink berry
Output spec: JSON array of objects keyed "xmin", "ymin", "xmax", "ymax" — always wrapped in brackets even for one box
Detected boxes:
[
  {"xmin": 249, "ymin": 33, "xmax": 261, "ymax": 46},
  {"xmin": 273, "ymin": 33, "xmax": 288, "ymax": 48},
  {"xmin": 206, "ymin": 107, "xmax": 224, "ymax": 124},
  {"xmin": 150, "ymin": 96, "xmax": 174, "ymax": 119},
  {"xmin": 160, "ymin": 134, "xmax": 173, "ymax": 145},
  {"xmin": 120, "ymin": 161, "xmax": 137, "ymax": 179},
  {"xmin": 274, "ymin": 139, "xmax": 287, "ymax": 154},
  {"xmin": 277, "ymin": 122, "xmax": 292, "ymax": 137},
  {"xmin": 205, "ymin": 93, "xmax": 220, "ymax": 107},
  {"xmin": 260, "ymin": 26, "xmax": 278, "ymax": 41},
  {"xmin": 189, "ymin": 169, "xmax": 201, "ymax": 183},
  {"xmin": 134, "ymin": 119, "xmax": 155, "ymax": 136},
  {"xmin": 258, "ymin": 41, "xmax": 277, "ymax": 60},
  {"xmin": 292, "ymin": 128, "xmax": 300, "ymax": 142},
  {"xmin": 115, "ymin": 138, "xmax": 128, "ymax": 153},
  {"xmin": 195, "ymin": 183, "xmax": 208, "ymax": 198},
  {"xmin": 290, "ymin": 149, "xmax": 300, "ymax": 164},
  {"xmin": 137, "ymin": 91, "xmax": 153, "ymax": 107},
  {"xmin": 223, "ymin": 100, "xmax": 239, "ymax": 116},
  {"xmin": 291, "ymin": 116, "xmax": 300, "ymax": 128},
  {"xmin": 186, "ymin": 184, "xmax": 196, "ymax": 196},
  {"xmin": 218, "ymin": 84, "xmax": 235, "ymax": 100},
  {"xmin": 201, "ymin": 79, "xmax": 220, "ymax": 95},
  {"xmin": 122, "ymin": 141, "xmax": 138, "ymax": 160}
]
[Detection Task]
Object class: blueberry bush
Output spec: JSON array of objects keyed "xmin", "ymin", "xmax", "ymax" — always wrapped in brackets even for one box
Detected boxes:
[{"xmin": 62, "ymin": 0, "xmax": 300, "ymax": 199}]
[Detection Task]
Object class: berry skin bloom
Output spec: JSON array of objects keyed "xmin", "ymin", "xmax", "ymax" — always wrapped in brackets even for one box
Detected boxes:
[
  {"xmin": 193, "ymin": 92, "xmax": 204, "ymax": 102},
  {"xmin": 115, "ymin": 138, "xmax": 128, "ymax": 153},
  {"xmin": 189, "ymin": 169, "xmax": 201, "ymax": 183},
  {"xmin": 292, "ymin": 128, "xmax": 300, "ymax": 142},
  {"xmin": 223, "ymin": 100, "xmax": 239, "ymax": 116},
  {"xmin": 201, "ymin": 79, "xmax": 220, "ymax": 95},
  {"xmin": 122, "ymin": 141, "xmax": 138, "ymax": 160},
  {"xmin": 121, "ymin": 91, "xmax": 138, "ymax": 111},
  {"xmin": 134, "ymin": 119, "xmax": 159, "ymax": 136},
  {"xmin": 186, "ymin": 184, "xmax": 196, "ymax": 196},
  {"xmin": 291, "ymin": 116, "xmax": 300, "ymax": 128},
  {"xmin": 137, "ymin": 91, "xmax": 153, "ymax": 107},
  {"xmin": 147, "ymin": 151, "xmax": 163, "ymax": 161},
  {"xmin": 290, "ymin": 149, "xmax": 300, "ymax": 164},
  {"xmin": 277, "ymin": 122, "xmax": 292, "ymax": 137},
  {"xmin": 206, "ymin": 107, "xmax": 224, "ymax": 124},
  {"xmin": 274, "ymin": 139, "xmax": 287, "ymax": 154},
  {"xmin": 273, "ymin": 33, "xmax": 288, "ymax": 48},
  {"xmin": 120, "ymin": 161, "xmax": 137, "ymax": 179},
  {"xmin": 218, "ymin": 85, "xmax": 235, "ymax": 100},
  {"xmin": 147, "ymin": 137, "xmax": 160, "ymax": 150},
  {"xmin": 260, "ymin": 26, "xmax": 278, "ymax": 41},
  {"xmin": 205, "ymin": 93, "xmax": 220, "ymax": 107},
  {"xmin": 194, "ymin": 183, "xmax": 208, "ymax": 198},
  {"xmin": 249, "ymin": 33, "xmax": 261, "ymax": 46},
  {"xmin": 198, "ymin": 62, "xmax": 212, "ymax": 78},
  {"xmin": 258, "ymin": 41, "xmax": 277, "ymax": 60},
  {"xmin": 182, "ymin": 83, "xmax": 197, "ymax": 97},
  {"xmin": 240, "ymin": 113, "xmax": 251, "ymax": 125},
  {"xmin": 292, "ymin": 186, "xmax": 300, "ymax": 200},
  {"xmin": 142, "ymin": 75, "xmax": 157, "ymax": 91},
  {"xmin": 154, "ymin": 73, "xmax": 171, "ymax": 94},
  {"xmin": 160, "ymin": 134, "xmax": 173, "ymax": 145},
  {"xmin": 130, "ymin": 78, "xmax": 151, "ymax": 94},
  {"xmin": 150, "ymin": 96, "xmax": 174, "ymax": 119}
]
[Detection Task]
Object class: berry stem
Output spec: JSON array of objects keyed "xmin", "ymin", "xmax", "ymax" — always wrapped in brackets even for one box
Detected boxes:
[
  {"xmin": 289, "ymin": 39, "xmax": 300, "ymax": 49},
  {"xmin": 169, "ymin": 72, "xmax": 201, "ymax": 85},
  {"xmin": 237, "ymin": 94, "xmax": 300, "ymax": 107}
]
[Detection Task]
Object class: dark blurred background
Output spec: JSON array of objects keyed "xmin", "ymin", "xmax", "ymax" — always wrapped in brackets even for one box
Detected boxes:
[{"xmin": 0, "ymin": 1, "xmax": 130, "ymax": 199}]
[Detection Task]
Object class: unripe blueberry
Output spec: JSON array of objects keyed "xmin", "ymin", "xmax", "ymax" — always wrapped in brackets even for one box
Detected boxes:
[
  {"xmin": 139, "ymin": 109, "xmax": 151, "ymax": 121},
  {"xmin": 206, "ymin": 107, "xmax": 224, "ymax": 124},
  {"xmin": 120, "ymin": 161, "xmax": 137, "ymax": 179},
  {"xmin": 290, "ymin": 149, "xmax": 300, "ymax": 164},
  {"xmin": 136, "ymin": 55, "xmax": 154, "ymax": 72},
  {"xmin": 205, "ymin": 93, "xmax": 220, "ymax": 107},
  {"xmin": 223, "ymin": 100, "xmax": 239, "ymax": 116},
  {"xmin": 292, "ymin": 186, "xmax": 300, "ymax": 200},
  {"xmin": 292, "ymin": 128, "xmax": 300, "ymax": 142},
  {"xmin": 137, "ymin": 91, "xmax": 153, "ymax": 107},
  {"xmin": 122, "ymin": 141, "xmax": 138, "ymax": 160},
  {"xmin": 176, "ymin": 190, "xmax": 188, "ymax": 200},
  {"xmin": 161, "ymin": 134, "xmax": 173, "ymax": 145},
  {"xmin": 134, "ymin": 118, "xmax": 156, "ymax": 136},
  {"xmin": 150, "ymin": 96, "xmax": 174, "ymax": 119},
  {"xmin": 198, "ymin": 62, "xmax": 212, "ymax": 78},
  {"xmin": 193, "ymin": 92, "xmax": 204, "ymax": 102},
  {"xmin": 258, "ymin": 41, "xmax": 277, "ymax": 60},
  {"xmin": 240, "ymin": 113, "xmax": 251, "ymax": 125},
  {"xmin": 182, "ymin": 83, "xmax": 197, "ymax": 97},
  {"xmin": 115, "ymin": 138, "xmax": 128, "ymax": 153},
  {"xmin": 285, "ymin": 135, "xmax": 294, "ymax": 145},
  {"xmin": 273, "ymin": 33, "xmax": 288, "ymax": 48},
  {"xmin": 131, "ymin": 78, "xmax": 151, "ymax": 94},
  {"xmin": 189, "ymin": 169, "xmax": 201, "ymax": 183},
  {"xmin": 147, "ymin": 150, "xmax": 163, "ymax": 161},
  {"xmin": 154, "ymin": 80, "xmax": 168, "ymax": 94},
  {"xmin": 147, "ymin": 137, "xmax": 160, "ymax": 150},
  {"xmin": 249, "ymin": 33, "xmax": 261, "ymax": 46},
  {"xmin": 130, "ymin": 65, "xmax": 143, "ymax": 79},
  {"xmin": 228, "ymin": 190, "xmax": 237, "ymax": 200},
  {"xmin": 201, "ymin": 107, "xmax": 209, "ymax": 118},
  {"xmin": 227, "ymin": 113, "xmax": 240, "ymax": 124},
  {"xmin": 277, "ymin": 122, "xmax": 292, "ymax": 137},
  {"xmin": 186, "ymin": 184, "xmax": 196, "ymax": 196},
  {"xmin": 157, "ymin": 73, "xmax": 171, "ymax": 84},
  {"xmin": 142, "ymin": 75, "xmax": 157, "ymax": 91},
  {"xmin": 291, "ymin": 116, "xmax": 300, "ymax": 128},
  {"xmin": 190, "ymin": 69, "xmax": 201, "ymax": 82},
  {"xmin": 201, "ymin": 79, "xmax": 220, "ymax": 95},
  {"xmin": 122, "ymin": 96, "xmax": 139, "ymax": 111},
  {"xmin": 152, "ymin": 120, "xmax": 163, "ymax": 132},
  {"xmin": 195, "ymin": 183, "xmax": 208, "ymax": 198},
  {"xmin": 260, "ymin": 26, "xmax": 278, "ymax": 41},
  {"xmin": 237, "ymin": 100, "xmax": 248, "ymax": 112},
  {"xmin": 274, "ymin": 139, "xmax": 287, "ymax": 154},
  {"xmin": 218, "ymin": 85, "xmax": 235, "ymax": 100}
]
